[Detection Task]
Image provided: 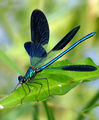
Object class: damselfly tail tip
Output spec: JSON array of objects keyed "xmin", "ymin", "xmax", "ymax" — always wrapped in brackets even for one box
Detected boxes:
[
  {"xmin": 87, "ymin": 32, "xmax": 96, "ymax": 39},
  {"xmin": 91, "ymin": 32, "xmax": 96, "ymax": 36},
  {"xmin": 86, "ymin": 65, "xmax": 97, "ymax": 71}
]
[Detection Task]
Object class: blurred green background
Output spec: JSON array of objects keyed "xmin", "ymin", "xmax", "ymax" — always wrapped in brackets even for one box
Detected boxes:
[{"xmin": 0, "ymin": 0, "xmax": 99, "ymax": 120}]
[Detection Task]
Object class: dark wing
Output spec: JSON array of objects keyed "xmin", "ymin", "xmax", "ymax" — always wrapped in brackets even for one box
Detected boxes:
[
  {"xmin": 24, "ymin": 9, "xmax": 49, "ymax": 66},
  {"xmin": 44, "ymin": 65, "xmax": 97, "ymax": 71},
  {"xmin": 38, "ymin": 32, "xmax": 96, "ymax": 71},
  {"xmin": 35, "ymin": 26, "xmax": 80, "ymax": 67},
  {"xmin": 24, "ymin": 42, "xmax": 47, "ymax": 57},
  {"xmin": 52, "ymin": 25, "xmax": 80, "ymax": 51},
  {"xmin": 31, "ymin": 9, "xmax": 49, "ymax": 45}
]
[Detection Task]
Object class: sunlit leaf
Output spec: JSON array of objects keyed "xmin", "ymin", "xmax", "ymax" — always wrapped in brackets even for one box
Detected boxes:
[{"xmin": 0, "ymin": 58, "xmax": 98, "ymax": 108}]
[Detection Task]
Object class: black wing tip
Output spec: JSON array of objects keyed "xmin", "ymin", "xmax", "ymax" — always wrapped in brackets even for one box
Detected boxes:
[
  {"xmin": 31, "ymin": 9, "xmax": 44, "ymax": 16},
  {"xmin": 76, "ymin": 25, "xmax": 80, "ymax": 28},
  {"xmin": 90, "ymin": 66, "xmax": 97, "ymax": 71},
  {"xmin": 32, "ymin": 9, "xmax": 41, "ymax": 12},
  {"xmin": 86, "ymin": 65, "xmax": 97, "ymax": 71},
  {"xmin": 31, "ymin": 9, "xmax": 45, "ymax": 19},
  {"xmin": 24, "ymin": 41, "xmax": 29, "ymax": 46},
  {"xmin": 31, "ymin": 9, "xmax": 49, "ymax": 45},
  {"xmin": 24, "ymin": 42, "xmax": 31, "ymax": 48},
  {"xmin": 62, "ymin": 65, "xmax": 97, "ymax": 71},
  {"xmin": 52, "ymin": 25, "xmax": 81, "ymax": 51},
  {"xmin": 74, "ymin": 25, "xmax": 80, "ymax": 31}
]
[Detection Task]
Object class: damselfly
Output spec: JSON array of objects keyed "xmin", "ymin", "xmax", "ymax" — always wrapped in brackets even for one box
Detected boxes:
[{"xmin": 14, "ymin": 9, "xmax": 96, "ymax": 103}]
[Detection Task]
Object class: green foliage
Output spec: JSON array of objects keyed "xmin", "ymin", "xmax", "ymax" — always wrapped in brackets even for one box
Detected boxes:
[
  {"xmin": 0, "ymin": 0, "xmax": 99, "ymax": 120},
  {"xmin": 0, "ymin": 58, "xmax": 98, "ymax": 108},
  {"xmin": 0, "ymin": 48, "xmax": 23, "ymax": 75}
]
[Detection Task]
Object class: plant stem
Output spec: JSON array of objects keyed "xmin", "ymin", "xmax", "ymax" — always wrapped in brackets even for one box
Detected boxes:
[
  {"xmin": 43, "ymin": 101, "xmax": 55, "ymax": 120},
  {"xmin": 33, "ymin": 103, "xmax": 39, "ymax": 120},
  {"xmin": 77, "ymin": 91, "xmax": 99, "ymax": 120}
]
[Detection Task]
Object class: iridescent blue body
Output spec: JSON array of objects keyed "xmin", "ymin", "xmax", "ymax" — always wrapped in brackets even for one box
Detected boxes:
[
  {"xmin": 18, "ymin": 67, "xmax": 38, "ymax": 83},
  {"xmin": 18, "ymin": 32, "xmax": 96, "ymax": 85},
  {"xmin": 16, "ymin": 9, "xmax": 96, "ymax": 103},
  {"xmin": 25, "ymin": 67, "xmax": 37, "ymax": 79},
  {"xmin": 38, "ymin": 32, "xmax": 95, "ymax": 71}
]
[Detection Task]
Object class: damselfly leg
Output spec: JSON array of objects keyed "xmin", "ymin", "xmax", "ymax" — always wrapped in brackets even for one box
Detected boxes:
[{"xmin": 29, "ymin": 78, "xmax": 50, "ymax": 101}]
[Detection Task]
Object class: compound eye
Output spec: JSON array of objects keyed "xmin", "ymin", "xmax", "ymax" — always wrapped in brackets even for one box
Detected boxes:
[{"xmin": 18, "ymin": 76, "xmax": 23, "ymax": 80}]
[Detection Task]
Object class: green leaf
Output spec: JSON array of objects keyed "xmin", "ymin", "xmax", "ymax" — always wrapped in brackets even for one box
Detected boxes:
[{"xmin": 0, "ymin": 58, "xmax": 99, "ymax": 108}]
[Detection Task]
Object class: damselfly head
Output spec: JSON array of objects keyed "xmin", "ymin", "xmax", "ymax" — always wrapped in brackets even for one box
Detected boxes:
[{"xmin": 18, "ymin": 76, "xmax": 26, "ymax": 84}]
